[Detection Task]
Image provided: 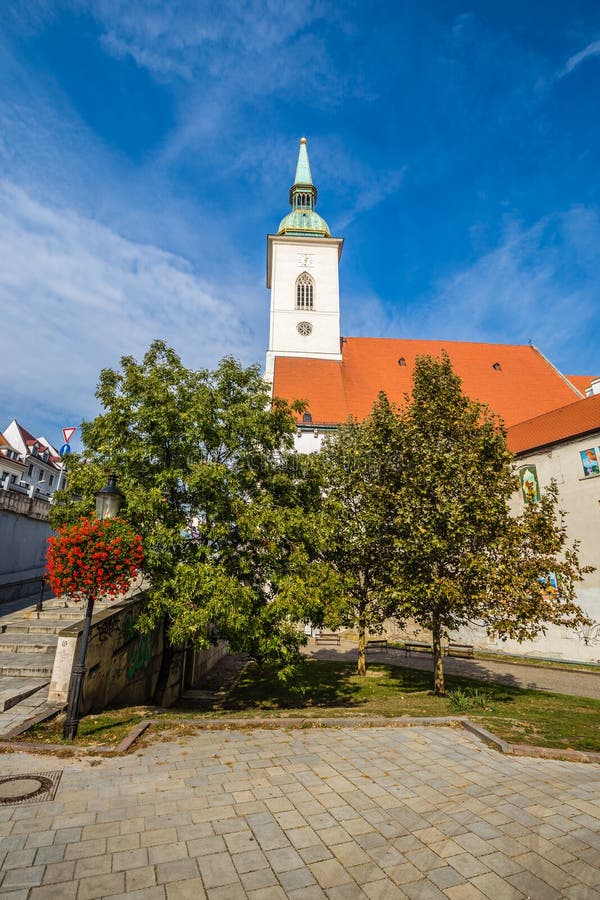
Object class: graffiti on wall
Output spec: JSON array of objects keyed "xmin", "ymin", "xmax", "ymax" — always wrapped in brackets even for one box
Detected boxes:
[{"xmin": 119, "ymin": 611, "xmax": 157, "ymax": 682}]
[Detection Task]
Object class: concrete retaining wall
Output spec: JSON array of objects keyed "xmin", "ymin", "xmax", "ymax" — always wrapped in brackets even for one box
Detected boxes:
[
  {"xmin": 0, "ymin": 489, "xmax": 52, "ymax": 579},
  {"xmin": 49, "ymin": 593, "xmax": 227, "ymax": 714}
]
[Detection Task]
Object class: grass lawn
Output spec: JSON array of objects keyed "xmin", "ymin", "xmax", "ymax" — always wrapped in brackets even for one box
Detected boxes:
[
  {"xmin": 21, "ymin": 709, "xmax": 149, "ymax": 748},
  {"xmin": 217, "ymin": 660, "xmax": 600, "ymax": 752},
  {"xmin": 22, "ymin": 660, "xmax": 600, "ymax": 753},
  {"xmin": 472, "ymin": 651, "xmax": 599, "ymax": 673}
]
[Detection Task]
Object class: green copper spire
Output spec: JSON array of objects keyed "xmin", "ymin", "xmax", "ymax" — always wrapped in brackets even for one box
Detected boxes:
[
  {"xmin": 278, "ymin": 137, "xmax": 331, "ymax": 238},
  {"xmin": 294, "ymin": 137, "xmax": 313, "ymax": 186}
]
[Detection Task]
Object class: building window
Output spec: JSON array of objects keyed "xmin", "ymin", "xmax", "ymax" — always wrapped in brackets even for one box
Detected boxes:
[
  {"xmin": 398, "ymin": 357, "xmax": 406, "ymax": 366},
  {"xmin": 38, "ymin": 469, "xmax": 45, "ymax": 483},
  {"xmin": 303, "ymin": 412, "xmax": 313, "ymax": 424},
  {"xmin": 49, "ymin": 474, "xmax": 54, "ymax": 487},
  {"xmin": 297, "ymin": 321, "xmax": 313, "ymax": 336},
  {"xmin": 296, "ymin": 272, "xmax": 314, "ymax": 310},
  {"xmin": 1, "ymin": 471, "xmax": 9, "ymax": 483},
  {"xmin": 27, "ymin": 464, "xmax": 33, "ymax": 476},
  {"xmin": 10, "ymin": 474, "xmax": 16, "ymax": 484}
]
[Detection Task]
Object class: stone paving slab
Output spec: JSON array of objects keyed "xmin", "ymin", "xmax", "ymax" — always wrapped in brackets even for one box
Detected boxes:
[{"xmin": 0, "ymin": 725, "xmax": 599, "ymax": 898}]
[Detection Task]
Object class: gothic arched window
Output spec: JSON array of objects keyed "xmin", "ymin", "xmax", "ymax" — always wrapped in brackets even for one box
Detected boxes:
[{"xmin": 296, "ymin": 272, "xmax": 314, "ymax": 310}]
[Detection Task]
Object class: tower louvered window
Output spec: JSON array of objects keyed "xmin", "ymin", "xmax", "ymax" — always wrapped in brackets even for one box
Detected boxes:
[{"xmin": 296, "ymin": 272, "xmax": 314, "ymax": 310}]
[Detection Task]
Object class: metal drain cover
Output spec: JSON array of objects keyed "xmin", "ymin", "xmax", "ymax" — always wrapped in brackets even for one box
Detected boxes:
[{"xmin": 0, "ymin": 771, "xmax": 62, "ymax": 805}]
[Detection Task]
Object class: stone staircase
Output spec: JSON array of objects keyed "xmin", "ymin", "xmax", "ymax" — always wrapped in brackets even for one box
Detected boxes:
[{"xmin": 0, "ymin": 596, "xmax": 113, "ymax": 733}]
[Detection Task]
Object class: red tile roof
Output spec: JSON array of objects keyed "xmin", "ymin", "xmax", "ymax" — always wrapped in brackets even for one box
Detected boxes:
[
  {"xmin": 273, "ymin": 338, "xmax": 583, "ymax": 428},
  {"xmin": 566, "ymin": 374, "xmax": 599, "ymax": 395},
  {"xmin": 10, "ymin": 422, "xmax": 60, "ymax": 469},
  {"xmin": 507, "ymin": 392, "xmax": 600, "ymax": 454}
]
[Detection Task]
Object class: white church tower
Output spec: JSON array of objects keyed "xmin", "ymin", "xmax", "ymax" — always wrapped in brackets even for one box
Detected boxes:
[{"xmin": 265, "ymin": 138, "xmax": 344, "ymax": 382}]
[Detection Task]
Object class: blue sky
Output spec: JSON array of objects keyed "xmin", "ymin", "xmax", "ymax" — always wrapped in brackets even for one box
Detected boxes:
[{"xmin": 1, "ymin": 1, "xmax": 600, "ymax": 446}]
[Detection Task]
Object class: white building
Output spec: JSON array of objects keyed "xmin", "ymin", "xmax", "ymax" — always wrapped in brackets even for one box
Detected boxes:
[
  {"xmin": 0, "ymin": 433, "xmax": 26, "ymax": 489},
  {"xmin": 2, "ymin": 420, "xmax": 63, "ymax": 498}
]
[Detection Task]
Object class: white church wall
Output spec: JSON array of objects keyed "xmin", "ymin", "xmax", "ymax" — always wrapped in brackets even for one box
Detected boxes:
[
  {"xmin": 293, "ymin": 430, "xmax": 326, "ymax": 454},
  {"xmin": 456, "ymin": 432, "xmax": 600, "ymax": 662},
  {"xmin": 268, "ymin": 236, "xmax": 342, "ymax": 364}
]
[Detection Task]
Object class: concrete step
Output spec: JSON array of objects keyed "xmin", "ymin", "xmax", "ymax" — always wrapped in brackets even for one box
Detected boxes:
[
  {"xmin": 0, "ymin": 653, "xmax": 54, "ymax": 677},
  {"xmin": 23, "ymin": 604, "xmax": 115, "ymax": 622},
  {"xmin": 0, "ymin": 632, "xmax": 58, "ymax": 654},
  {"xmin": 3, "ymin": 620, "xmax": 69, "ymax": 635},
  {"xmin": 25, "ymin": 608, "xmax": 86, "ymax": 620},
  {"xmin": 0, "ymin": 676, "xmax": 49, "ymax": 712}
]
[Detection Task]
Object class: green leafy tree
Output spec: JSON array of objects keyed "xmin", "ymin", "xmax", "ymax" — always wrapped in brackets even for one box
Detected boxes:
[
  {"xmin": 51, "ymin": 341, "xmax": 322, "ymax": 699},
  {"xmin": 390, "ymin": 353, "xmax": 591, "ymax": 694},
  {"xmin": 315, "ymin": 395, "xmax": 403, "ymax": 675}
]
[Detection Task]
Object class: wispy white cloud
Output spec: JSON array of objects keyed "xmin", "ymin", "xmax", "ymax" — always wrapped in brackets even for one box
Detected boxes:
[
  {"xmin": 82, "ymin": 0, "xmax": 359, "ymax": 174},
  {"xmin": 91, "ymin": 0, "xmax": 331, "ymax": 80},
  {"xmin": 343, "ymin": 207, "xmax": 600, "ymax": 375},
  {"xmin": 557, "ymin": 39, "xmax": 600, "ymax": 79},
  {"xmin": 333, "ymin": 167, "xmax": 407, "ymax": 231},
  {"xmin": 0, "ymin": 181, "xmax": 262, "ymax": 435}
]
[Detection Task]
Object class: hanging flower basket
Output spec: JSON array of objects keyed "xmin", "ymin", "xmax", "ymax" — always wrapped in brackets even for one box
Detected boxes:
[{"xmin": 47, "ymin": 517, "xmax": 143, "ymax": 602}]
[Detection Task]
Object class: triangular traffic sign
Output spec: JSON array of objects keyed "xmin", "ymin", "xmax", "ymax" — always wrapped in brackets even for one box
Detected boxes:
[{"xmin": 62, "ymin": 427, "xmax": 76, "ymax": 445}]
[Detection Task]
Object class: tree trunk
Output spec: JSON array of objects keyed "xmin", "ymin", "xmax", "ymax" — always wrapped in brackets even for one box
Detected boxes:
[
  {"xmin": 152, "ymin": 615, "xmax": 175, "ymax": 705},
  {"xmin": 357, "ymin": 616, "xmax": 367, "ymax": 676},
  {"xmin": 432, "ymin": 611, "xmax": 445, "ymax": 695}
]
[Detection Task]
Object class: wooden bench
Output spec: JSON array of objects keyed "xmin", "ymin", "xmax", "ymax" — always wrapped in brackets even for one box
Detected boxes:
[
  {"xmin": 315, "ymin": 633, "xmax": 341, "ymax": 646},
  {"xmin": 447, "ymin": 642, "xmax": 474, "ymax": 658},
  {"xmin": 366, "ymin": 639, "xmax": 388, "ymax": 652},
  {"xmin": 404, "ymin": 641, "xmax": 433, "ymax": 655}
]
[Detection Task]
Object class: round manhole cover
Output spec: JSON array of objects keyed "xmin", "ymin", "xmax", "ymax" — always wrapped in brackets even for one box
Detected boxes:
[{"xmin": 0, "ymin": 775, "xmax": 53, "ymax": 802}]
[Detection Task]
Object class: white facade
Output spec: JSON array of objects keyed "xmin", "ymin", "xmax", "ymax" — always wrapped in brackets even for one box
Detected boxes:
[
  {"xmin": 454, "ymin": 432, "xmax": 600, "ymax": 663},
  {"xmin": 265, "ymin": 234, "xmax": 343, "ymax": 382},
  {"xmin": 0, "ymin": 438, "xmax": 25, "ymax": 489},
  {"xmin": 2, "ymin": 420, "xmax": 63, "ymax": 499}
]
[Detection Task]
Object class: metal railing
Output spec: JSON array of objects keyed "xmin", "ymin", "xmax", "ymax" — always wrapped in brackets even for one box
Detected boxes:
[{"xmin": 0, "ymin": 574, "xmax": 53, "ymax": 610}]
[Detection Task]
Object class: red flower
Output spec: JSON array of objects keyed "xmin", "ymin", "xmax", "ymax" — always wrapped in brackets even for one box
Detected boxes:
[{"xmin": 47, "ymin": 517, "xmax": 143, "ymax": 602}]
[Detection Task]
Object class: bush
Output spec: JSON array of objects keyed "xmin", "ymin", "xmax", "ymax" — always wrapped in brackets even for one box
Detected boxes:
[{"xmin": 448, "ymin": 686, "xmax": 495, "ymax": 713}]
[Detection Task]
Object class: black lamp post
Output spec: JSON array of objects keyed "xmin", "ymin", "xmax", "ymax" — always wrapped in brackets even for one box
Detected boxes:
[{"xmin": 63, "ymin": 474, "xmax": 124, "ymax": 740}]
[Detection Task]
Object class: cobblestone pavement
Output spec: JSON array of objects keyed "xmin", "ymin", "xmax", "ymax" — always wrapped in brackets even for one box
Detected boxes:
[
  {"xmin": 304, "ymin": 642, "xmax": 600, "ymax": 701},
  {"xmin": 1, "ymin": 725, "xmax": 599, "ymax": 898}
]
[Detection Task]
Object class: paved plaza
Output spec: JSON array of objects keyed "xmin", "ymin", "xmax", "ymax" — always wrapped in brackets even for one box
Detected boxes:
[{"xmin": 1, "ymin": 725, "xmax": 599, "ymax": 899}]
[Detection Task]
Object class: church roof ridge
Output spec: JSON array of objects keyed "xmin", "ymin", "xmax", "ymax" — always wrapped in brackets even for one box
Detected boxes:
[
  {"xmin": 507, "ymin": 391, "xmax": 600, "ymax": 454},
  {"xmin": 273, "ymin": 337, "xmax": 583, "ymax": 428},
  {"xmin": 340, "ymin": 335, "xmax": 544, "ymax": 350}
]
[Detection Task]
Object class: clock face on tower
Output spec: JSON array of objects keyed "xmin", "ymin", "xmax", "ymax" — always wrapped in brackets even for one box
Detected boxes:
[{"xmin": 297, "ymin": 253, "xmax": 315, "ymax": 268}]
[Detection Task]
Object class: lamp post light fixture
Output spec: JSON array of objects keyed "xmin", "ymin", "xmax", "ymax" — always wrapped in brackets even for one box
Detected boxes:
[
  {"xmin": 95, "ymin": 473, "xmax": 124, "ymax": 520},
  {"xmin": 63, "ymin": 474, "xmax": 124, "ymax": 740}
]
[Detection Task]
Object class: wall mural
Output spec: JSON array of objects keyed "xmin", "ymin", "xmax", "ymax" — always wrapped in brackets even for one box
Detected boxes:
[
  {"xmin": 519, "ymin": 464, "xmax": 540, "ymax": 503},
  {"xmin": 580, "ymin": 448, "xmax": 600, "ymax": 477}
]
